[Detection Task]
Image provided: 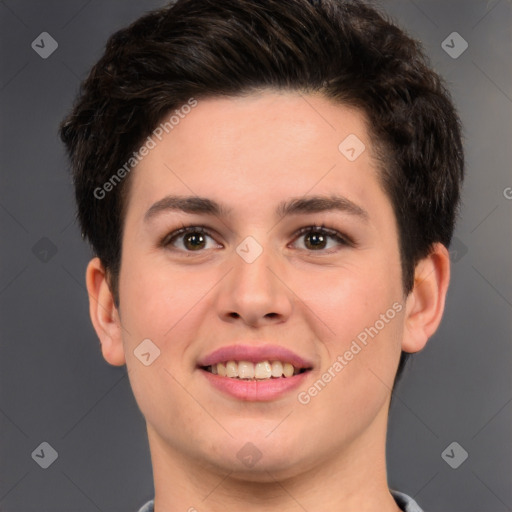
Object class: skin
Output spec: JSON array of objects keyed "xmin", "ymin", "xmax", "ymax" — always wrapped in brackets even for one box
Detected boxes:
[{"xmin": 86, "ymin": 91, "xmax": 450, "ymax": 512}]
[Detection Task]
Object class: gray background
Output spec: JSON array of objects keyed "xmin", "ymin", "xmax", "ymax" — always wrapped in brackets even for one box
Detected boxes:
[{"xmin": 0, "ymin": 0, "xmax": 511, "ymax": 511}]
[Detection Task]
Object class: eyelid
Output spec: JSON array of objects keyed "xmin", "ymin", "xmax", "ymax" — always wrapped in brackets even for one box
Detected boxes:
[
  {"xmin": 160, "ymin": 223, "xmax": 356, "ymax": 252},
  {"xmin": 291, "ymin": 224, "xmax": 356, "ymax": 248},
  {"xmin": 160, "ymin": 224, "xmax": 221, "ymax": 249}
]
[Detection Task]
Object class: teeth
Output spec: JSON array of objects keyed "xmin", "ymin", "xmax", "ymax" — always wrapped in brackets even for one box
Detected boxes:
[
  {"xmin": 207, "ymin": 360, "xmax": 302, "ymax": 379},
  {"xmin": 255, "ymin": 361, "xmax": 272, "ymax": 379},
  {"xmin": 283, "ymin": 362, "xmax": 295, "ymax": 377},
  {"xmin": 226, "ymin": 361, "xmax": 238, "ymax": 378},
  {"xmin": 271, "ymin": 361, "xmax": 283, "ymax": 378},
  {"xmin": 217, "ymin": 362, "xmax": 227, "ymax": 377},
  {"xmin": 238, "ymin": 361, "xmax": 255, "ymax": 379}
]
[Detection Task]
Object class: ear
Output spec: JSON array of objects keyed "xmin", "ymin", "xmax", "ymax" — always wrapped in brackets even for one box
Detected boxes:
[
  {"xmin": 85, "ymin": 257, "xmax": 126, "ymax": 366},
  {"xmin": 401, "ymin": 243, "xmax": 451, "ymax": 353}
]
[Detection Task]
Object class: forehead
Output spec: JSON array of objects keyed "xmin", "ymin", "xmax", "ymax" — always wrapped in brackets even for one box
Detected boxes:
[
  {"xmin": 124, "ymin": 91, "xmax": 391, "ymax": 225},
  {"xmin": 154, "ymin": 92, "xmax": 373, "ymax": 162}
]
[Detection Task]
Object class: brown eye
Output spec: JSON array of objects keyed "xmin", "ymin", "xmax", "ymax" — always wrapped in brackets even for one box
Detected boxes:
[
  {"xmin": 163, "ymin": 226, "xmax": 220, "ymax": 252},
  {"xmin": 292, "ymin": 225, "xmax": 353, "ymax": 252},
  {"xmin": 304, "ymin": 231, "xmax": 328, "ymax": 250},
  {"xmin": 182, "ymin": 231, "xmax": 207, "ymax": 250}
]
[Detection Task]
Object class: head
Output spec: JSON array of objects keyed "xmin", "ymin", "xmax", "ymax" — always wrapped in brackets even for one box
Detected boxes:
[{"xmin": 59, "ymin": 0, "xmax": 463, "ymax": 480}]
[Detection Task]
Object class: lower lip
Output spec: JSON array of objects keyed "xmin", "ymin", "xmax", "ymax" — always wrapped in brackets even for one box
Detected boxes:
[{"xmin": 199, "ymin": 368, "xmax": 311, "ymax": 401}]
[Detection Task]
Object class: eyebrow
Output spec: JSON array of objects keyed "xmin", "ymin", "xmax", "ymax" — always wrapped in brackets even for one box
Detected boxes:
[{"xmin": 143, "ymin": 194, "xmax": 369, "ymax": 223}]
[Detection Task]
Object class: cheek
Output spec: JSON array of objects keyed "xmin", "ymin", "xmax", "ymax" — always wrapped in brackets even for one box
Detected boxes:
[
  {"xmin": 302, "ymin": 258, "xmax": 403, "ymax": 390},
  {"xmin": 118, "ymin": 250, "xmax": 187, "ymax": 340},
  {"xmin": 305, "ymin": 260, "xmax": 398, "ymax": 332},
  {"xmin": 300, "ymin": 298, "xmax": 404, "ymax": 441},
  {"xmin": 118, "ymin": 252, "xmax": 221, "ymax": 360},
  {"xmin": 118, "ymin": 257, "xmax": 205, "ymax": 422}
]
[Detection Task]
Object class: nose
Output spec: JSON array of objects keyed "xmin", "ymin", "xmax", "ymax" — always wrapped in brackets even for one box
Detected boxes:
[{"xmin": 215, "ymin": 237, "xmax": 293, "ymax": 328}]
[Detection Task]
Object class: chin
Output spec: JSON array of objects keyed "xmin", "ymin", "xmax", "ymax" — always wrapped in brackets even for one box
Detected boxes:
[
  {"xmin": 221, "ymin": 457, "xmax": 305, "ymax": 483},
  {"xmin": 200, "ymin": 440, "xmax": 308, "ymax": 481}
]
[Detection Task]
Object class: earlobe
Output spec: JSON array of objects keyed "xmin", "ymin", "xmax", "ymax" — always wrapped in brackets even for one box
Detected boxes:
[
  {"xmin": 85, "ymin": 257, "xmax": 126, "ymax": 366},
  {"xmin": 402, "ymin": 243, "xmax": 451, "ymax": 353}
]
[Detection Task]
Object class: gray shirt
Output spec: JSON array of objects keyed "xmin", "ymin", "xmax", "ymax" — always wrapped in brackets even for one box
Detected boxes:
[{"xmin": 136, "ymin": 489, "xmax": 424, "ymax": 511}]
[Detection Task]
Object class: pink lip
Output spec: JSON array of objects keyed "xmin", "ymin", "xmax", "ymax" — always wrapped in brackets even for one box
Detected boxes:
[
  {"xmin": 197, "ymin": 344, "xmax": 314, "ymax": 401},
  {"xmin": 199, "ymin": 368, "xmax": 312, "ymax": 401},
  {"xmin": 197, "ymin": 344, "xmax": 314, "ymax": 369}
]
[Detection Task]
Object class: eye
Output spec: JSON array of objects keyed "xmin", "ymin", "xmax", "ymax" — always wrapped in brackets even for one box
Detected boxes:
[
  {"xmin": 162, "ymin": 225, "xmax": 221, "ymax": 252},
  {"xmin": 161, "ymin": 223, "xmax": 355, "ymax": 254},
  {"xmin": 291, "ymin": 224, "xmax": 354, "ymax": 252}
]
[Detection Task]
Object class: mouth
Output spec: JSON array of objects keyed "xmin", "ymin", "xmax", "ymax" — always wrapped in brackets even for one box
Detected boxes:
[
  {"xmin": 199, "ymin": 360, "xmax": 312, "ymax": 380},
  {"xmin": 196, "ymin": 344, "xmax": 314, "ymax": 401}
]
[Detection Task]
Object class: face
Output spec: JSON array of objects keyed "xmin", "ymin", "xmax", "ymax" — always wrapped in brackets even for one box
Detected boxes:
[{"xmin": 113, "ymin": 92, "xmax": 408, "ymax": 479}]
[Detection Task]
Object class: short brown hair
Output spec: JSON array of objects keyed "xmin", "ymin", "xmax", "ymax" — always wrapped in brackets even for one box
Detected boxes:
[{"xmin": 59, "ymin": 0, "xmax": 464, "ymax": 385}]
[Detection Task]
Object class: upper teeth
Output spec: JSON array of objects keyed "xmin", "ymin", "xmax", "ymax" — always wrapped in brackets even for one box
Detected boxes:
[{"xmin": 208, "ymin": 360, "xmax": 299, "ymax": 379}]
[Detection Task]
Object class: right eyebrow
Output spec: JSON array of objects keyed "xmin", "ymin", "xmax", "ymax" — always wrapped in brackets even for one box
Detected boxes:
[{"xmin": 144, "ymin": 195, "xmax": 232, "ymax": 223}]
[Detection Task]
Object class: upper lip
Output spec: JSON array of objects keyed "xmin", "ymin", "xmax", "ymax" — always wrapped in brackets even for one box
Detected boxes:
[{"xmin": 197, "ymin": 344, "xmax": 314, "ymax": 369}]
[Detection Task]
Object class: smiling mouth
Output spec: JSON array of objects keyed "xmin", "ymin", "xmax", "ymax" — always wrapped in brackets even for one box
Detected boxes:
[{"xmin": 200, "ymin": 360, "xmax": 311, "ymax": 380}]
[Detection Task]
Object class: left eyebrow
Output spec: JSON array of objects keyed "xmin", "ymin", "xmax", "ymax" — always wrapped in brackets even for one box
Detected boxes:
[
  {"xmin": 143, "ymin": 194, "xmax": 369, "ymax": 223},
  {"xmin": 275, "ymin": 194, "xmax": 369, "ymax": 221}
]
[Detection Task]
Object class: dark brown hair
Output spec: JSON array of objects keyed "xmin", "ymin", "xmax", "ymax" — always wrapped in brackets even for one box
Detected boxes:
[{"xmin": 59, "ymin": 0, "xmax": 464, "ymax": 385}]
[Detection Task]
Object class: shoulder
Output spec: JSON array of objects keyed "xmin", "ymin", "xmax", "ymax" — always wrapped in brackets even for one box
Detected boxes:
[
  {"xmin": 390, "ymin": 489, "xmax": 425, "ymax": 512},
  {"xmin": 136, "ymin": 499, "xmax": 154, "ymax": 512}
]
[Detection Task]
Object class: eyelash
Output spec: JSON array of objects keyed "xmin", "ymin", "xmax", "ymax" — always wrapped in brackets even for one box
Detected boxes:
[{"xmin": 161, "ymin": 223, "xmax": 355, "ymax": 254}]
